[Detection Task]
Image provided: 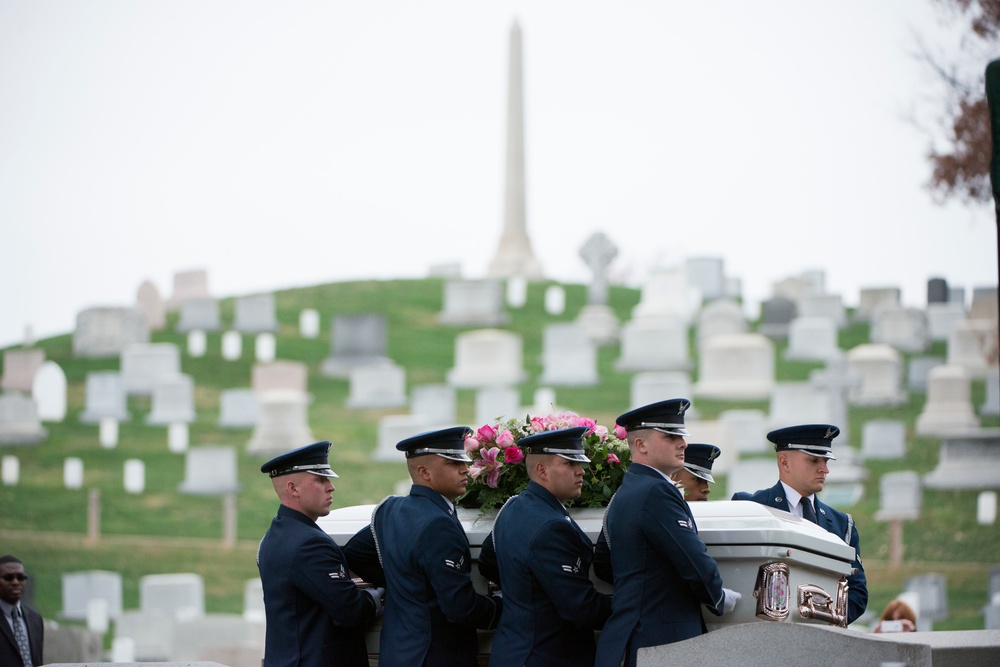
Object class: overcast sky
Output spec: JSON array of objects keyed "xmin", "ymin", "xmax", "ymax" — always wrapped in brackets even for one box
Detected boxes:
[{"xmin": 1, "ymin": 0, "xmax": 996, "ymax": 348}]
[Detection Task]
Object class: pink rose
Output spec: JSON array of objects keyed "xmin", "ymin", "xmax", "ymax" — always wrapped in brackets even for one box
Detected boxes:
[
  {"xmin": 464, "ymin": 436, "xmax": 480, "ymax": 452},
  {"xmin": 607, "ymin": 452, "xmax": 621, "ymax": 465},
  {"xmin": 593, "ymin": 425, "xmax": 609, "ymax": 442},
  {"xmin": 574, "ymin": 417, "xmax": 597, "ymax": 435},
  {"xmin": 496, "ymin": 429, "xmax": 515, "ymax": 448},
  {"xmin": 529, "ymin": 416, "xmax": 546, "ymax": 433},
  {"xmin": 503, "ymin": 445, "xmax": 524, "ymax": 464},
  {"xmin": 477, "ymin": 424, "xmax": 497, "ymax": 442},
  {"xmin": 614, "ymin": 424, "xmax": 628, "ymax": 441}
]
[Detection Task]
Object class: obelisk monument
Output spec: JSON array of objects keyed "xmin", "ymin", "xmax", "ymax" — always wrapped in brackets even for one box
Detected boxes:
[{"xmin": 487, "ymin": 20, "xmax": 543, "ymax": 281}]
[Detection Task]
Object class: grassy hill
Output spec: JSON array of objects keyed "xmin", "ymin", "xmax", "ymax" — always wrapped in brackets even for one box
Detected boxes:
[{"xmin": 1, "ymin": 277, "xmax": 997, "ymax": 633}]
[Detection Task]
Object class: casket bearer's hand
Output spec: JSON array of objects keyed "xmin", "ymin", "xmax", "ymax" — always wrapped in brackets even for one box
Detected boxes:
[
  {"xmin": 722, "ymin": 588, "xmax": 742, "ymax": 613},
  {"xmin": 365, "ymin": 587, "xmax": 386, "ymax": 616}
]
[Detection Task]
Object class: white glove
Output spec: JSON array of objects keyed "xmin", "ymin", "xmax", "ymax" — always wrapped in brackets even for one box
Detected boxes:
[
  {"xmin": 722, "ymin": 587, "xmax": 742, "ymax": 613},
  {"xmin": 365, "ymin": 587, "xmax": 385, "ymax": 616}
]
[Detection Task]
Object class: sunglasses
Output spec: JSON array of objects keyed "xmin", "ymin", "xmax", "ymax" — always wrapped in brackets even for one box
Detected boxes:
[{"xmin": 1, "ymin": 574, "xmax": 28, "ymax": 582}]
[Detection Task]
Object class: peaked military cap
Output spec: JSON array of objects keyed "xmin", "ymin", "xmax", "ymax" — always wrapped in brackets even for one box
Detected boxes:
[
  {"xmin": 261, "ymin": 441, "xmax": 338, "ymax": 478},
  {"xmin": 683, "ymin": 443, "xmax": 721, "ymax": 483},
  {"xmin": 616, "ymin": 398, "xmax": 691, "ymax": 436},
  {"xmin": 519, "ymin": 426, "xmax": 591, "ymax": 463},
  {"xmin": 397, "ymin": 426, "xmax": 473, "ymax": 462},
  {"xmin": 768, "ymin": 424, "xmax": 839, "ymax": 460}
]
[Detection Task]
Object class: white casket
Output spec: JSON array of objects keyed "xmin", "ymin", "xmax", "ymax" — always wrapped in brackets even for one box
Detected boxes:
[{"xmin": 318, "ymin": 499, "xmax": 857, "ymax": 653}]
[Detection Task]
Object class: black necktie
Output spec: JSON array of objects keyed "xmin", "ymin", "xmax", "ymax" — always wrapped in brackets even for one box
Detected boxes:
[{"xmin": 802, "ymin": 497, "xmax": 817, "ymax": 524}]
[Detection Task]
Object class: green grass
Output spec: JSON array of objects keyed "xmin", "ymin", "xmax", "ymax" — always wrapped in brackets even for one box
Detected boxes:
[{"xmin": 1, "ymin": 278, "xmax": 998, "ymax": 633}]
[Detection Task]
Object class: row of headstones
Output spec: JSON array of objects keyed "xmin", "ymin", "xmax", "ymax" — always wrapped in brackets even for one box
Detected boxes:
[
  {"xmin": 896, "ymin": 568, "xmax": 1000, "ymax": 632},
  {"xmin": 1, "ymin": 444, "xmax": 241, "ymax": 495},
  {"xmin": 58, "ymin": 570, "xmax": 264, "ymax": 662}
]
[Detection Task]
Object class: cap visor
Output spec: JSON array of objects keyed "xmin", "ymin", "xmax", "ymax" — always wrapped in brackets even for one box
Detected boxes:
[
  {"xmin": 306, "ymin": 468, "xmax": 339, "ymax": 478},
  {"xmin": 558, "ymin": 453, "xmax": 592, "ymax": 464},
  {"xmin": 439, "ymin": 452, "xmax": 473, "ymax": 463}
]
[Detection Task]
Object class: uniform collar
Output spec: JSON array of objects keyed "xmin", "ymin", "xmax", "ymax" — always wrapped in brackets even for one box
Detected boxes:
[{"xmin": 779, "ymin": 481, "xmax": 814, "ymax": 517}]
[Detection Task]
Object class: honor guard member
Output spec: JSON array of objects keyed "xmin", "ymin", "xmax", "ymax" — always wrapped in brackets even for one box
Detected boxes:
[
  {"xmin": 594, "ymin": 400, "xmax": 740, "ymax": 667},
  {"xmin": 349, "ymin": 427, "xmax": 502, "ymax": 667},
  {"xmin": 731, "ymin": 424, "xmax": 868, "ymax": 624},
  {"xmin": 257, "ymin": 441, "xmax": 384, "ymax": 667},
  {"xmin": 477, "ymin": 427, "xmax": 612, "ymax": 667},
  {"xmin": 672, "ymin": 443, "xmax": 722, "ymax": 502}
]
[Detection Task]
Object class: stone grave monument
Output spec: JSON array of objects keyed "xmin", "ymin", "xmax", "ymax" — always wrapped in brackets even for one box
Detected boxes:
[
  {"xmin": 799, "ymin": 294, "xmax": 846, "ymax": 328},
  {"xmin": 345, "ymin": 363, "xmax": 408, "ymax": 409},
  {"xmin": 80, "ymin": 372, "xmax": 130, "ymax": 423},
  {"xmin": 177, "ymin": 297, "xmax": 221, "ymax": 332},
  {"xmin": 685, "ymin": 257, "xmax": 726, "ymax": 301},
  {"xmin": 544, "ymin": 285, "xmax": 565, "ymax": 315},
  {"xmin": 0, "ymin": 393, "xmax": 47, "ymax": 444},
  {"xmin": 856, "ymin": 286, "xmax": 901, "ymax": 321},
  {"xmin": 718, "ymin": 409, "xmax": 770, "ymax": 455},
  {"xmin": 218, "ymin": 389, "xmax": 258, "ymax": 429},
  {"xmin": 255, "ymin": 332, "xmax": 276, "ymax": 362},
  {"xmin": 475, "ymin": 386, "xmax": 521, "ymax": 426},
  {"xmin": 166, "ymin": 269, "xmax": 211, "ymax": 310},
  {"xmin": 927, "ymin": 277, "xmax": 949, "ymax": 304},
  {"xmin": 575, "ymin": 231, "xmax": 620, "ymax": 345},
  {"xmin": 871, "ymin": 306, "xmax": 930, "ymax": 352},
  {"xmin": 506, "ymin": 276, "xmax": 528, "ymax": 308},
  {"xmin": 947, "ymin": 319, "xmax": 998, "ymax": 379},
  {"xmin": 629, "ymin": 372, "xmax": 692, "ymax": 412},
  {"xmin": 321, "ymin": 313, "xmax": 391, "ymax": 378},
  {"xmin": 31, "ymin": 360, "xmax": 66, "ymax": 422},
  {"xmin": 615, "ymin": 317, "xmax": 690, "ymax": 372},
  {"xmin": 410, "ymin": 385, "xmax": 457, "ymax": 424},
  {"xmin": 915, "ymin": 364, "xmax": 980, "ymax": 435},
  {"xmin": 904, "ymin": 573, "xmax": 949, "ymax": 631},
  {"xmin": 247, "ymin": 389, "xmax": 313, "ymax": 456},
  {"xmin": 0, "ymin": 348, "xmax": 45, "ymax": 392},
  {"xmin": 222, "ymin": 330, "xmax": 242, "ymax": 360},
  {"xmin": 438, "ymin": 280, "xmax": 509, "ymax": 326},
  {"xmin": 784, "ymin": 317, "xmax": 839, "ymax": 361},
  {"xmin": 140, "ymin": 573, "xmax": 205, "ymax": 620},
  {"xmin": 969, "ymin": 286, "xmax": 999, "ymax": 322},
  {"xmin": 631, "ymin": 265, "xmax": 699, "ymax": 325},
  {"xmin": 299, "ymin": 309, "xmax": 320, "ymax": 339},
  {"xmin": 907, "ymin": 356, "xmax": 943, "ymax": 393},
  {"xmin": 756, "ymin": 296, "xmax": 797, "ymax": 339},
  {"xmin": 121, "ymin": 343, "xmax": 181, "ymax": 396},
  {"xmin": 926, "ymin": 302, "xmax": 966, "ymax": 341},
  {"xmin": 447, "ymin": 329, "xmax": 526, "ymax": 388},
  {"xmin": 147, "ymin": 374, "xmax": 196, "ymax": 425},
  {"xmin": 983, "ymin": 373, "xmax": 1000, "ymax": 415},
  {"xmin": 187, "ymin": 330, "xmax": 207, "ymax": 357},
  {"xmin": 538, "ymin": 323, "xmax": 598, "ymax": 386},
  {"xmin": 252, "ymin": 360, "xmax": 308, "ymax": 394},
  {"xmin": 696, "ymin": 300, "xmax": 748, "ymax": 350},
  {"xmin": 860, "ymin": 419, "xmax": 906, "ymax": 460},
  {"xmin": 923, "ymin": 427, "xmax": 1000, "ymax": 489},
  {"xmin": 73, "ymin": 307, "xmax": 148, "ymax": 358},
  {"xmin": 135, "ymin": 280, "xmax": 166, "ymax": 330},
  {"xmin": 374, "ymin": 415, "xmax": 436, "ymax": 462},
  {"xmin": 845, "ymin": 344, "xmax": 906, "ymax": 406},
  {"xmin": 233, "ymin": 294, "xmax": 278, "ymax": 333},
  {"xmin": 178, "ymin": 447, "xmax": 240, "ymax": 494},
  {"xmin": 694, "ymin": 333, "xmax": 774, "ymax": 400},
  {"xmin": 60, "ymin": 571, "xmax": 124, "ymax": 622}
]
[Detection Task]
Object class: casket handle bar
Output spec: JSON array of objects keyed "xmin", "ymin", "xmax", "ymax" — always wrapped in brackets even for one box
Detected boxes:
[{"xmin": 754, "ymin": 562, "xmax": 849, "ymax": 627}]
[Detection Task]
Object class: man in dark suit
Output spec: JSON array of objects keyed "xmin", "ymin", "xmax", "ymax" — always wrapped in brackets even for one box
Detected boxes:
[
  {"xmin": 257, "ymin": 441, "xmax": 384, "ymax": 667},
  {"xmin": 0, "ymin": 554, "xmax": 43, "ymax": 667},
  {"xmin": 350, "ymin": 426, "xmax": 501, "ymax": 667},
  {"xmin": 478, "ymin": 426, "xmax": 611, "ymax": 667},
  {"xmin": 731, "ymin": 423, "xmax": 868, "ymax": 625},
  {"xmin": 595, "ymin": 400, "xmax": 740, "ymax": 667}
]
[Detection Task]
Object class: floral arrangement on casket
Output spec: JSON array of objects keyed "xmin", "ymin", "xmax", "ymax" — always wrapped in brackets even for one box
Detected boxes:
[{"xmin": 457, "ymin": 411, "xmax": 632, "ymax": 513}]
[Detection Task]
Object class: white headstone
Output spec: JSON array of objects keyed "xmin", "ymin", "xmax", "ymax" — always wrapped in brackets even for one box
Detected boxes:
[
  {"xmin": 2, "ymin": 455, "xmax": 19, "ymax": 485},
  {"xmin": 916, "ymin": 364, "xmax": 980, "ymax": 435},
  {"xmin": 475, "ymin": 387, "xmax": 521, "ymax": 426},
  {"xmin": 0, "ymin": 394, "xmax": 47, "ymax": 444},
  {"xmin": 768, "ymin": 382, "xmax": 838, "ymax": 432},
  {"xmin": 87, "ymin": 598, "xmax": 109, "ymax": 634},
  {"xmin": 32, "ymin": 360, "xmax": 67, "ymax": 422},
  {"xmin": 978, "ymin": 491, "xmax": 997, "ymax": 525},
  {"xmin": 243, "ymin": 578, "xmax": 265, "ymax": 623},
  {"xmin": 923, "ymin": 428, "xmax": 1000, "ymax": 489},
  {"xmin": 120, "ymin": 343, "xmax": 181, "ymax": 396},
  {"xmin": 798, "ymin": 294, "xmax": 847, "ymax": 328},
  {"xmin": 255, "ymin": 333, "xmax": 276, "ymax": 362},
  {"xmin": 539, "ymin": 323, "xmax": 598, "ymax": 386},
  {"xmin": 726, "ymin": 459, "xmax": 778, "ymax": 498},
  {"xmin": 246, "ymin": 389, "xmax": 314, "ymax": 456},
  {"xmin": 124, "ymin": 459, "xmax": 145, "ymax": 494},
  {"xmin": 299, "ymin": 309, "xmax": 320, "ymax": 339},
  {"xmin": 875, "ymin": 470, "xmax": 922, "ymax": 521},
  {"xmin": 580, "ymin": 232, "xmax": 619, "ymax": 306},
  {"xmin": 410, "ymin": 385, "xmax": 457, "ymax": 424},
  {"xmin": 696, "ymin": 300, "xmax": 747, "ymax": 349},
  {"xmin": 218, "ymin": 389, "xmax": 259, "ymax": 429},
  {"xmin": 99, "ymin": 417, "xmax": 119, "ymax": 448},
  {"xmin": 374, "ymin": 415, "xmax": 435, "ymax": 462},
  {"xmin": 694, "ymin": 333, "xmax": 775, "ymax": 400},
  {"xmin": 871, "ymin": 306, "xmax": 930, "ymax": 353},
  {"xmin": 908, "ymin": 356, "xmax": 944, "ymax": 393},
  {"xmin": 632, "ymin": 266, "xmax": 699, "ymax": 324},
  {"xmin": 166, "ymin": 268, "xmax": 211, "ymax": 310},
  {"xmin": 234, "ymin": 294, "xmax": 278, "ymax": 333},
  {"xmin": 73, "ymin": 307, "xmax": 149, "ymax": 358},
  {"xmin": 252, "ymin": 361, "xmax": 308, "ymax": 393},
  {"xmin": 718, "ymin": 409, "xmax": 770, "ymax": 455},
  {"xmin": 321, "ymin": 314, "xmax": 391, "ymax": 378},
  {"xmin": 177, "ymin": 297, "xmax": 221, "ymax": 332},
  {"xmin": 861, "ymin": 420, "xmax": 907, "ymax": 460},
  {"xmin": 345, "ymin": 363, "xmax": 408, "ymax": 408},
  {"xmin": 947, "ymin": 319, "xmax": 998, "ymax": 379},
  {"xmin": 506, "ymin": 277, "xmax": 528, "ymax": 308},
  {"xmin": 856, "ymin": 287, "xmax": 901, "ymax": 321},
  {"xmin": 221, "ymin": 331, "xmax": 243, "ymax": 361},
  {"xmin": 982, "ymin": 373, "xmax": 1000, "ymax": 416},
  {"xmin": 685, "ymin": 257, "xmax": 726, "ymax": 301},
  {"xmin": 846, "ymin": 344, "xmax": 906, "ymax": 406},
  {"xmin": 178, "ymin": 446, "xmax": 239, "ymax": 494},
  {"xmin": 187, "ymin": 330, "xmax": 206, "ymax": 357},
  {"xmin": 439, "ymin": 280, "xmax": 508, "ymax": 326},
  {"xmin": 629, "ymin": 372, "xmax": 693, "ymax": 411},
  {"xmin": 544, "ymin": 285, "xmax": 566, "ymax": 316},
  {"xmin": 147, "ymin": 374, "xmax": 196, "ymax": 425},
  {"xmin": 115, "ymin": 610, "xmax": 172, "ymax": 661},
  {"xmin": 135, "ymin": 280, "xmax": 166, "ymax": 331},
  {"xmin": 615, "ymin": 317, "xmax": 690, "ymax": 372},
  {"xmin": 139, "ymin": 573, "xmax": 205, "ymax": 620},
  {"xmin": 168, "ymin": 422, "xmax": 189, "ymax": 453},
  {"xmin": 785, "ymin": 317, "xmax": 840, "ymax": 362},
  {"xmin": 447, "ymin": 329, "xmax": 526, "ymax": 388},
  {"xmin": 926, "ymin": 302, "xmax": 967, "ymax": 341},
  {"xmin": 64, "ymin": 457, "xmax": 84, "ymax": 489},
  {"xmin": 531, "ymin": 387, "xmax": 558, "ymax": 416},
  {"xmin": 904, "ymin": 573, "xmax": 948, "ymax": 627},
  {"xmin": 111, "ymin": 637, "xmax": 136, "ymax": 663},
  {"xmin": 61, "ymin": 570, "xmax": 124, "ymax": 622}
]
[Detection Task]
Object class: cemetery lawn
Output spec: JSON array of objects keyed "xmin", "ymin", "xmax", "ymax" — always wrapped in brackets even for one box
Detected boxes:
[{"xmin": 1, "ymin": 278, "xmax": 998, "ymax": 633}]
